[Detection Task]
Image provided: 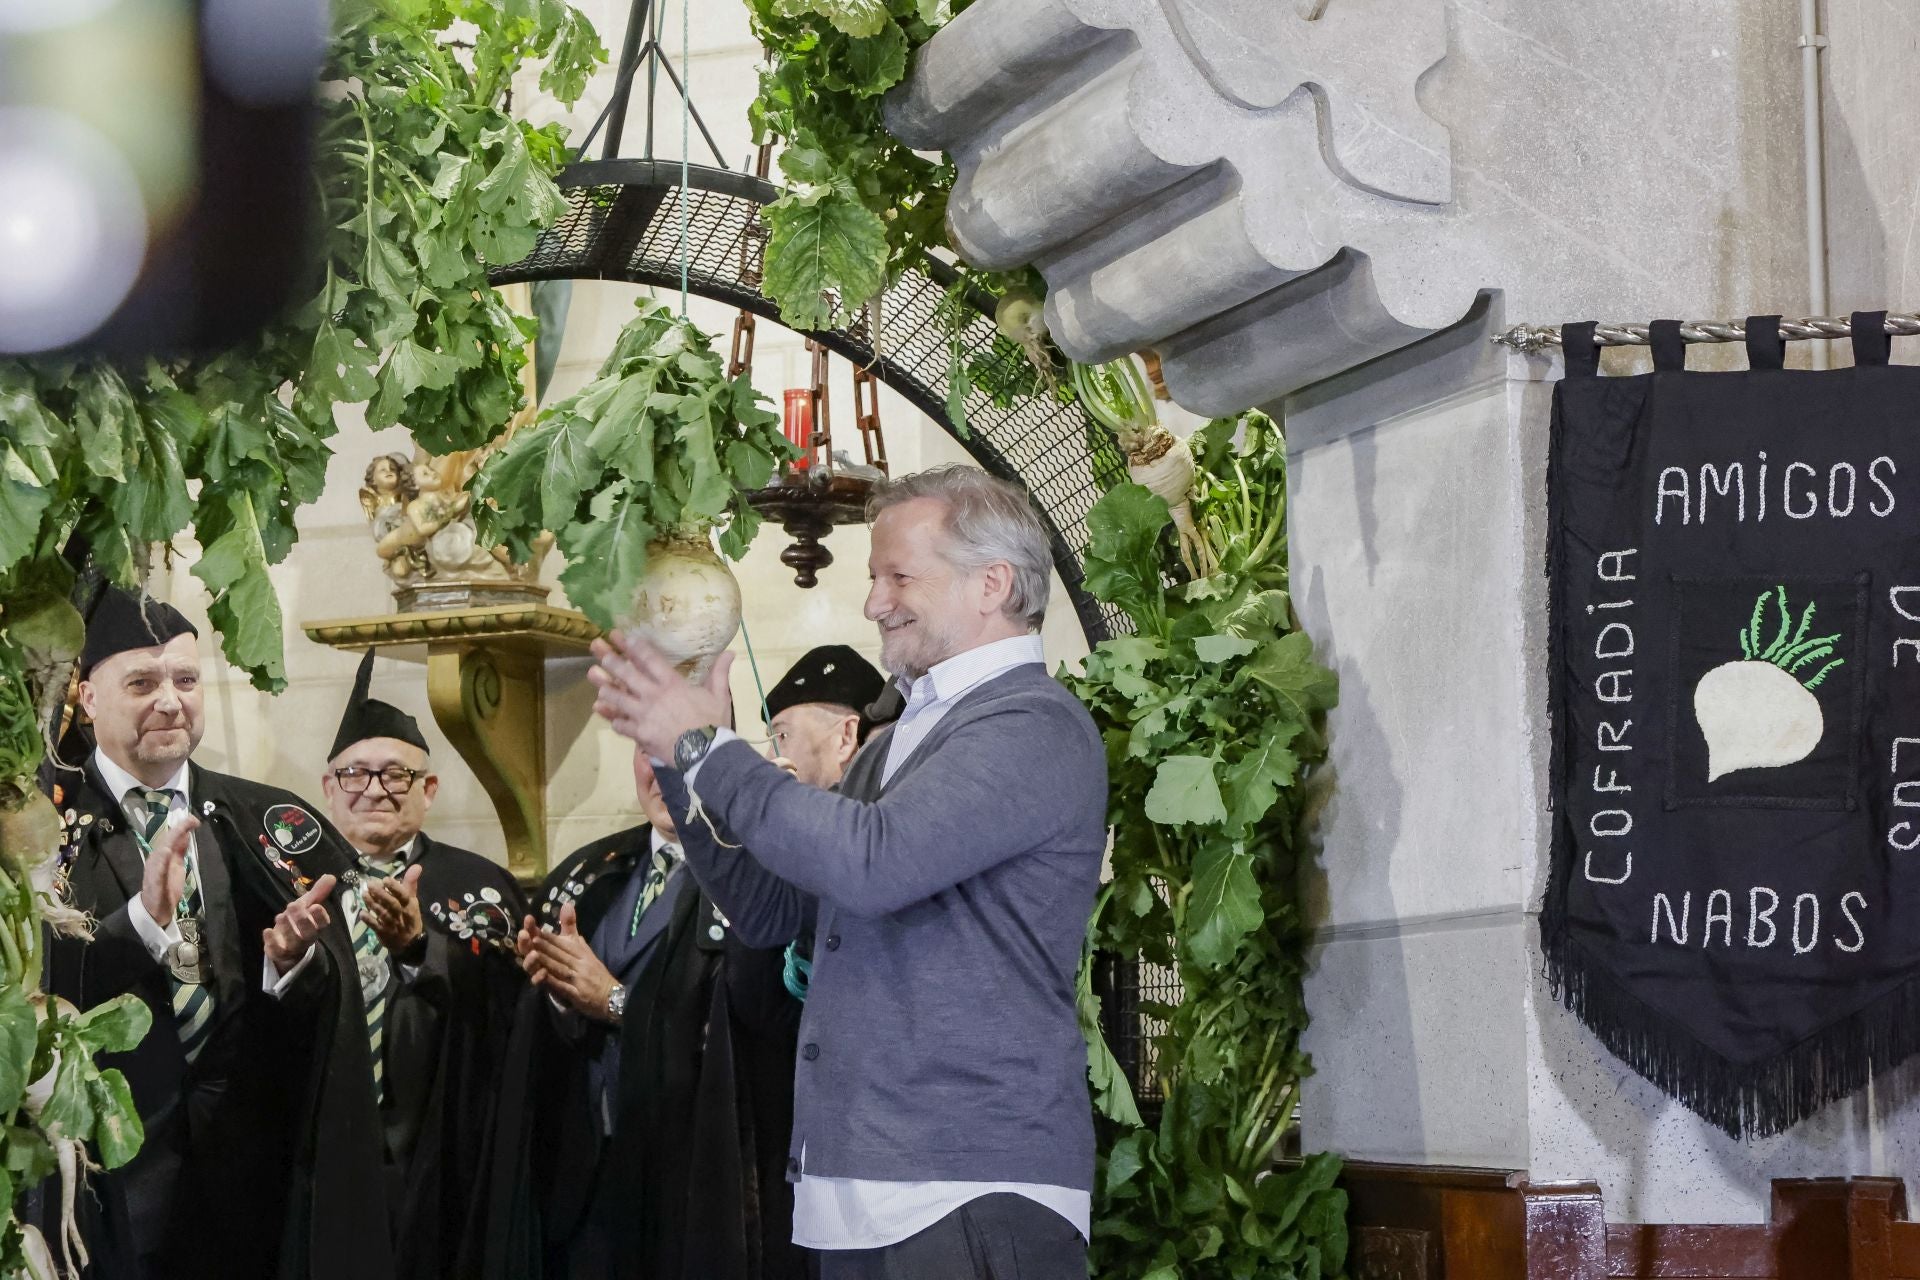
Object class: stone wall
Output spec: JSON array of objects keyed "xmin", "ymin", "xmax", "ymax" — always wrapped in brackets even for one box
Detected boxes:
[{"xmin": 1279, "ymin": 6, "xmax": 1920, "ymax": 1224}]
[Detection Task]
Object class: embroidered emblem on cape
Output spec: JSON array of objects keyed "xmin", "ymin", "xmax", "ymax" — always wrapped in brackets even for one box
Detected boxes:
[
  {"xmin": 263, "ymin": 804, "xmax": 322, "ymax": 856},
  {"xmin": 1693, "ymin": 585, "xmax": 1847, "ymax": 781}
]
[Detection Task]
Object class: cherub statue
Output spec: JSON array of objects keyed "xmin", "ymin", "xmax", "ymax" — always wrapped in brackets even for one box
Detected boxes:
[
  {"xmin": 360, "ymin": 453, "xmax": 426, "ymax": 581},
  {"xmin": 356, "ymin": 284, "xmax": 554, "ymax": 600},
  {"xmin": 360, "ymin": 446, "xmax": 551, "ymax": 590}
]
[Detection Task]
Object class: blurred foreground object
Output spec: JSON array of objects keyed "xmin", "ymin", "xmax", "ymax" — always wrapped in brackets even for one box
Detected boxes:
[{"xmin": 0, "ymin": 0, "xmax": 323, "ymax": 356}]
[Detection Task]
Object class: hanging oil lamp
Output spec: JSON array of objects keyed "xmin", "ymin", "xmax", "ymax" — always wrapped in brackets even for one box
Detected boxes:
[{"xmin": 742, "ymin": 333, "xmax": 888, "ymax": 587}]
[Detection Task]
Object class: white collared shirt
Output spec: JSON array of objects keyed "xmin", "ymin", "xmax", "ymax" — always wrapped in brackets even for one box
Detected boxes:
[
  {"xmin": 792, "ymin": 632, "xmax": 1091, "ymax": 1249},
  {"xmin": 879, "ymin": 632, "xmax": 1046, "ymax": 786}
]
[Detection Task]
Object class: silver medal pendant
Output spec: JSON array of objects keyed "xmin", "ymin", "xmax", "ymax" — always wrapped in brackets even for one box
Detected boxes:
[
  {"xmin": 167, "ymin": 917, "xmax": 206, "ymax": 985},
  {"xmin": 358, "ymin": 951, "xmax": 391, "ymax": 1003}
]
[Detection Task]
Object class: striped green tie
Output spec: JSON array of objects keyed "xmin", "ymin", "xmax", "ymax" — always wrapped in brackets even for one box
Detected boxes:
[
  {"xmin": 350, "ymin": 863, "xmax": 397, "ymax": 1099},
  {"xmin": 630, "ymin": 843, "xmax": 679, "ymax": 937},
  {"xmin": 127, "ymin": 789, "xmax": 214, "ymax": 1064}
]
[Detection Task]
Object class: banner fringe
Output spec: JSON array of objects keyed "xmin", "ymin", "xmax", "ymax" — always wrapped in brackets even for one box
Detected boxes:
[{"xmin": 1541, "ymin": 929, "xmax": 1920, "ymax": 1138}]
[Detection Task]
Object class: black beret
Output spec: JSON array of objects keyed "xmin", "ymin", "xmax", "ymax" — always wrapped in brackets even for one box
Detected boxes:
[
  {"xmin": 764, "ymin": 645, "xmax": 887, "ymax": 723},
  {"xmin": 329, "ymin": 649, "xmax": 430, "ymax": 760},
  {"xmin": 79, "ymin": 586, "xmax": 198, "ymax": 677}
]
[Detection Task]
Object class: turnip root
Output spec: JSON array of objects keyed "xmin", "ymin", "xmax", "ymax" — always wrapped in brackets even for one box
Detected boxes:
[
  {"xmin": 1694, "ymin": 661, "xmax": 1825, "ymax": 781},
  {"xmin": 994, "ymin": 291, "xmax": 1057, "ymax": 395},
  {"xmin": 1072, "ymin": 355, "xmax": 1214, "ymax": 579},
  {"xmin": 1693, "ymin": 586, "xmax": 1845, "ymax": 782},
  {"xmin": 20, "ymin": 1223, "xmax": 57, "ymax": 1280},
  {"xmin": 621, "ymin": 531, "xmax": 742, "ymax": 683},
  {"xmin": 1126, "ymin": 427, "xmax": 1215, "ymax": 580}
]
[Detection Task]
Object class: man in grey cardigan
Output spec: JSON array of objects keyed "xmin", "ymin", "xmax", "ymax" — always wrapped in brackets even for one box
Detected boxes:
[{"xmin": 588, "ymin": 467, "xmax": 1108, "ymax": 1280}]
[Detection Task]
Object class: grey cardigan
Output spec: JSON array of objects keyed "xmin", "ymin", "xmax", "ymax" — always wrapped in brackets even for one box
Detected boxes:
[{"xmin": 656, "ymin": 663, "xmax": 1108, "ymax": 1190}]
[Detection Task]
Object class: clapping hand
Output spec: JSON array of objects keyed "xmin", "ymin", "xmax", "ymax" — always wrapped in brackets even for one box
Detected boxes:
[
  {"xmin": 363, "ymin": 864, "xmax": 425, "ymax": 953},
  {"xmin": 265, "ymin": 874, "xmax": 338, "ymax": 971},
  {"xmin": 139, "ymin": 813, "xmax": 198, "ymax": 925},
  {"xmin": 518, "ymin": 902, "xmax": 621, "ymax": 1023}
]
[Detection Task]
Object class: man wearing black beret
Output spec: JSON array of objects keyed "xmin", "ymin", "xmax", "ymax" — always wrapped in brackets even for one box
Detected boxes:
[
  {"xmin": 320, "ymin": 650, "xmax": 527, "ymax": 1278},
  {"xmin": 761, "ymin": 644, "xmax": 889, "ymax": 790},
  {"xmin": 42, "ymin": 586, "xmax": 396, "ymax": 1279}
]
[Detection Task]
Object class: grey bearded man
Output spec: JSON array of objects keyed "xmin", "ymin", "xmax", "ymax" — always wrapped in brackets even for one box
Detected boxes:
[
  {"xmin": 320, "ymin": 650, "xmax": 527, "ymax": 1278},
  {"xmin": 589, "ymin": 466, "xmax": 1109, "ymax": 1280},
  {"xmin": 41, "ymin": 587, "xmax": 396, "ymax": 1279}
]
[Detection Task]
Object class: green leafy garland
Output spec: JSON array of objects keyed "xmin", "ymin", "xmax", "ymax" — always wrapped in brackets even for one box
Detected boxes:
[
  {"xmin": 1068, "ymin": 412, "xmax": 1350, "ymax": 1280},
  {"xmin": 745, "ymin": 0, "xmax": 969, "ymax": 332},
  {"xmin": 473, "ymin": 297, "xmax": 799, "ymax": 628},
  {"xmin": 743, "ymin": 0, "xmax": 1076, "ymax": 432},
  {"xmin": 0, "ymin": 2, "xmax": 601, "ymax": 1268}
]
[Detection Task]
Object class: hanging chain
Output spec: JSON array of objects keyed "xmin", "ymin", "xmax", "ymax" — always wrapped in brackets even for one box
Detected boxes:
[
  {"xmin": 726, "ymin": 141, "xmax": 773, "ymax": 379},
  {"xmin": 807, "ymin": 339, "xmax": 832, "ymax": 467},
  {"xmin": 850, "ymin": 308, "xmax": 888, "ymax": 474},
  {"xmin": 727, "ymin": 311, "xmax": 757, "ymax": 379}
]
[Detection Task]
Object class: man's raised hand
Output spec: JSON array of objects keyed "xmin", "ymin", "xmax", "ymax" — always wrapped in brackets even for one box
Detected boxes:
[
  {"xmin": 588, "ymin": 631, "xmax": 733, "ymax": 762},
  {"xmin": 139, "ymin": 813, "xmax": 197, "ymax": 926},
  {"xmin": 264, "ymin": 873, "xmax": 338, "ymax": 971}
]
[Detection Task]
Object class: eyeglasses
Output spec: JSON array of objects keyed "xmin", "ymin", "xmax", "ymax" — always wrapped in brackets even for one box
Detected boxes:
[{"xmin": 332, "ymin": 765, "xmax": 425, "ymax": 795}]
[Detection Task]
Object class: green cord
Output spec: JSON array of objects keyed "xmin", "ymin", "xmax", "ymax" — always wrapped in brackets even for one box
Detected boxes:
[{"xmin": 737, "ymin": 614, "xmax": 772, "ymax": 728}]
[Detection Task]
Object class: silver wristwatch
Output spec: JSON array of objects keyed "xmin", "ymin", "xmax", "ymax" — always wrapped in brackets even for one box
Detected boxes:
[
  {"xmin": 606, "ymin": 982, "xmax": 628, "ymax": 1023},
  {"xmin": 673, "ymin": 725, "xmax": 719, "ymax": 773}
]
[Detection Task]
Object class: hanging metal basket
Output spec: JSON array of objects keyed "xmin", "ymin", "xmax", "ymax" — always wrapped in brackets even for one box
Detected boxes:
[{"xmin": 488, "ymin": 157, "xmax": 1130, "ymax": 643}]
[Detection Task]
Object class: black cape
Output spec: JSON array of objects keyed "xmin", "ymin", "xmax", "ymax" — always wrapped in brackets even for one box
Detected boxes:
[
  {"xmin": 471, "ymin": 829, "xmax": 811, "ymax": 1280},
  {"xmin": 43, "ymin": 759, "xmax": 395, "ymax": 1280},
  {"xmin": 377, "ymin": 833, "xmax": 527, "ymax": 1279}
]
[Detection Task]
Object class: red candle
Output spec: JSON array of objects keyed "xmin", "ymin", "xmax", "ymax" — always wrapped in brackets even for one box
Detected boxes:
[{"xmin": 783, "ymin": 388, "xmax": 813, "ymax": 472}]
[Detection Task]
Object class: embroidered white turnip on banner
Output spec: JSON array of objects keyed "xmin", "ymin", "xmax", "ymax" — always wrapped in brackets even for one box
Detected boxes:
[{"xmin": 1693, "ymin": 586, "xmax": 1847, "ymax": 782}]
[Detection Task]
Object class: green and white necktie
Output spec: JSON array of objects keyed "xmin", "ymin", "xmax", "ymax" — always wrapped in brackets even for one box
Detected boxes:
[
  {"xmin": 629, "ymin": 843, "xmax": 679, "ymax": 937},
  {"xmin": 126, "ymin": 788, "xmax": 214, "ymax": 1064},
  {"xmin": 350, "ymin": 857, "xmax": 400, "ymax": 1100}
]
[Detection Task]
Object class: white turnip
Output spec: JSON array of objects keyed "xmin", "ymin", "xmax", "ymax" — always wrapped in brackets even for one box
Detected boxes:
[
  {"xmin": 621, "ymin": 532, "xmax": 742, "ymax": 682},
  {"xmin": 1072, "ymin": 356, "xmax": 1215, "ymax": 578},
  {"xmin": 994, "ymin": 291, "xmax": 1057, "ymax": 394},
  {"xmin": 1692, "ymin": 586, "xmax": 1845, "ymax": 782},
  {"xmin": 1126, "ymin": 427, "xmax": 1215, "ymax": 580},
  {"xmin": 1694, "ymin": 660, "xmax": 1825, "ymax": 780}
]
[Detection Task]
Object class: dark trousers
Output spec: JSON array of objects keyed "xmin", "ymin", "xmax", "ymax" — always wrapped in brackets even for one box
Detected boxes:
[{"xmin": 815, "ymin": 1194, "xmax": 1085, "ymax": 1280}]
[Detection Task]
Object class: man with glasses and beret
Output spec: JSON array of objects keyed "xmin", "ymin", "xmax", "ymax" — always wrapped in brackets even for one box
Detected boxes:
[
  {"xmin": 41, "ymin": 586, "xmax": 395, "ymax": 1280},
  {"xmin": 320, "ymin": 649, "xmax": 527, "ymax": 1279},
  {"xmin": 754, "ymin": 644, "xmax": 891, "ymax": 1008}
]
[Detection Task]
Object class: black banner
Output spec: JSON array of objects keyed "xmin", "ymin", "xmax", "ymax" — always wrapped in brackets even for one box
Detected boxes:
[{"xmin": 1544, "ymin": 313, "xmax": 1920, "ymax": 1137}]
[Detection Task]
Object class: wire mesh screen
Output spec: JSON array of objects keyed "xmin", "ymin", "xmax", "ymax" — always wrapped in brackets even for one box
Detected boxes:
[
  {"xmin": 1094, "ymin": 950, "xmax": 1180, "ymax": 1122},
  {"xmin": 489, "ymin": 159, "xmax": 1134, "ymax": 645}
]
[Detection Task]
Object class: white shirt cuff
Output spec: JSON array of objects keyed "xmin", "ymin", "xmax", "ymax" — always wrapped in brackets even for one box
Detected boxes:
[
  {"xmin": 681, "ymin": 726, "xmax": 741, "ymax": 787},
  {"xmin": 261, "ymin": 945, "xmax": 319, "ymax": 998},
  {"xmin": 126, "ymin": 896, "xmax": 182, "ymax": 964}
]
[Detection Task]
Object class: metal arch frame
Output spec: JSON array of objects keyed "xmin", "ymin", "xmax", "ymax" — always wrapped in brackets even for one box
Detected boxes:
[{"xmin": 487, "ymin": 158, "xmax": 1130, "ymax": 647}]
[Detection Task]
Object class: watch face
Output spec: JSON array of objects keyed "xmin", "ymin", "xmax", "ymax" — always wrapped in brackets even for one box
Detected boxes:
[{"xmin": 675, "ymin": 726, "xmax": 715, "ymax": 770}]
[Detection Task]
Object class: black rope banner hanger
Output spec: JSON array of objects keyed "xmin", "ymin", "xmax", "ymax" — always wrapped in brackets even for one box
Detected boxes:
[{"xmin": 1496, "ymin": 310, "xmax": 1920, "ymax": 352}]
